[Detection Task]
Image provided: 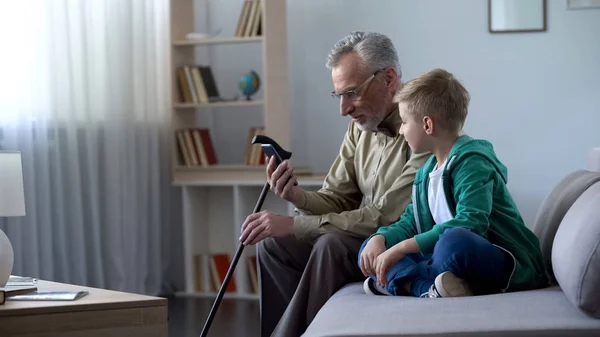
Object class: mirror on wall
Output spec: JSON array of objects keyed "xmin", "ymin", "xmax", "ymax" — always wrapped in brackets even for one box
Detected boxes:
[{"xmin": 488, "ymin": 0, "xmax": 546, "ymax": 33}]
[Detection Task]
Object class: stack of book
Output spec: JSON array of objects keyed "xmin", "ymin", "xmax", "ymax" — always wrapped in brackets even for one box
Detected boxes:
[
  {"xmin": 0, "ymin": 275, "xmax": 38, "ymax": 304},
  {"xmin": 235, "ymin": 0, "xmax": 262, "ymax": 38},
  {"xmin": 176, "ymin": 128, "xmax": 218, "ymax": 167},
  {"xmin": 244, "ymin": 127, "xmax": 266, "ymax": 166},
  {"xmin": 1, "ymin": 275, "xmax": 88, "ymax": 304},
  {"xmin": 193, "ymin": 254, "xmax": 258, "ymax": 294},
  {"xmin": 176, "ymin": 65, "xmax": 220, "ymax": 104}
]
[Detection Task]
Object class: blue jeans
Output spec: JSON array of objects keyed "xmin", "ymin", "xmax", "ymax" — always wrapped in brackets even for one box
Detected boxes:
[{"xmin": 358, "ymin": 227, "xmax": 509, "ymax": 297}]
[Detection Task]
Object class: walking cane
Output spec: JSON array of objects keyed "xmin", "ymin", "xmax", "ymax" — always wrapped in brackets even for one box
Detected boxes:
[{"xmin": 199, "ymin": 135, "xmax": 294, "ymax": 337}]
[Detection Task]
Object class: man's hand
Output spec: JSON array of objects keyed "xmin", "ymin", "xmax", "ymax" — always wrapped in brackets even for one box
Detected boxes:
[
  {"xmin": 359, "ymin": 235, "xmax": 386, "ymax": 277},
  {"xmin": 375, "ymin": 246, "xmax": 406, "ymax": 287},
  {"xmin": 267, "ymin": 156, "xmax": 306, "ymax": 207},
  {"xmin": 239, "ymin": 210, "xmax": 294, "ymax": 246}
]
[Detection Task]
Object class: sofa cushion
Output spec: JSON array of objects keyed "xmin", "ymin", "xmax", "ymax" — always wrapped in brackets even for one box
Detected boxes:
[
  {"xmin": 531, "ymin": 170, "xmax": 600, "ymax": 284},
  {"xmin": 304, "ymin": 283, "xmax": 600, "ymax": 337},
  {"xmin": 552, "ymin": 181, "xmax": 600, "ymax": 318}
]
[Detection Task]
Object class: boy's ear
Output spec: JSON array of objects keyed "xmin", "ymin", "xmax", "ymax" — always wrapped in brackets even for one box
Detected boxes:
[{"xmin": 423, "ymin": 116, "xmax": 434, "ymax": 135}]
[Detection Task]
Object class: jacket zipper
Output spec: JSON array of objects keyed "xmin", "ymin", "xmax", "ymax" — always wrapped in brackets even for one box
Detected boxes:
[
  {"xmin": 412, "ymin": 187, "xmax": 422, "ymax": 234},
  {"xmin": 493, "ymin": 244, "xmax": 517, "ymax": 292}
]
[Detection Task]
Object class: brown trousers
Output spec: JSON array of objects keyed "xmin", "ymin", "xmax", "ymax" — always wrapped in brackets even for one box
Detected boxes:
[{"xmin": 256, "ymin": 233, "xmax": 365, "ymax": 337}]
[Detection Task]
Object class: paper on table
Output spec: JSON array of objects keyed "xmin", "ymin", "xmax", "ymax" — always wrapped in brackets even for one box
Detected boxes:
[{"xmin": 6, "ymin": 275, "xmax": 38, "ymax": 287}]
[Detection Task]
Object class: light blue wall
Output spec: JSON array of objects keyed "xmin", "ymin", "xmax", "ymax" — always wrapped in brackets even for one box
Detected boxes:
[{"xmin": 196, "ymin": 0, "xmax": 600, "ymax": 226}]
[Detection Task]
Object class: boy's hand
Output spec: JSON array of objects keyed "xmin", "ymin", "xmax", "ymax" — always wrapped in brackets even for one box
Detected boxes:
[
  {"xmin": 375, "ymin": 247, "xmax": 405, "ymax": 287},
  {"xmin": 359, "ymin": 235, "xmax": 386, "ymax": 277}
]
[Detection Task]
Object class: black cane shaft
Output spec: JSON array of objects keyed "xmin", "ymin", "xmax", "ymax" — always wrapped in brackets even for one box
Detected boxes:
[
  {"xmin": 199, "ymin": 181, "xmax": 270, "ymax": 337},
  {"xmin": 252, "ymin": 181, "xmax": 271, "ymax": 213}
]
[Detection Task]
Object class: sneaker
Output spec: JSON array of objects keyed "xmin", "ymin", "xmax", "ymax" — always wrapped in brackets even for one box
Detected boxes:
[
  {"xmin": 363, "ymin": 278, "xmax": 392, "ymax": 296},
  {"xmin": 419, "ymin": 271, "xmax": 474, "ymax": 298}
]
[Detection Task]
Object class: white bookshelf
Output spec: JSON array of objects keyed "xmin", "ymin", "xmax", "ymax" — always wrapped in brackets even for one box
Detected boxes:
[
  {"xmin": 174, "ymin": 291, "xmax": 260, "ymax": 300},
  {"xmin": 174, "ymin": 100, "xmax": 264, "ymax": 109},
  {"xmin": 168, "ymin": 0, "xmax": 324, "ymax": 299},
  {"xmin": 169, "ymin": 0, "xmax": 295, "ymax": 180},
  {"xmin": 177, "ymin": 177, "xmax": 324, "ymax": 300},
  {"xmin": 172, "ymin": 36, "xmax": 264, "ymax": 46}
]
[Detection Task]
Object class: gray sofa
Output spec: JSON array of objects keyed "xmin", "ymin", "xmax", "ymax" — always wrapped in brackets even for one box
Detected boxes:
[{"xmin": 304, "ymin": 169, "xmax": 600, "ymax": 337}]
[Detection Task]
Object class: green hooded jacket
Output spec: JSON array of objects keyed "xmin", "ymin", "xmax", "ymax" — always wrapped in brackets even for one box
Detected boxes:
[{"xmin": 375, "ymin": 135, "xmax": 548, "ymax": 292}]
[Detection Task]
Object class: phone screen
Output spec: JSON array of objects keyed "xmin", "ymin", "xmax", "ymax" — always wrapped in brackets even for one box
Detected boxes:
[{"xmin": 261, "ymin": 144, "xmax": 283, "ymax": 165}]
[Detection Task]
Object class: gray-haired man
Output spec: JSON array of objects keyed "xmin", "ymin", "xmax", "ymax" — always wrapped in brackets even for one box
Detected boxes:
[{"xmin": 239, "ymin": 31, "xmax": 431, "ymax": 337}]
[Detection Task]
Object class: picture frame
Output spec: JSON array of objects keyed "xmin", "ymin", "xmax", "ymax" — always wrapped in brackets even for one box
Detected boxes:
[
  {"xmin": 488, "ymin": 0, "xmax": 547, "ymax": 33},
  {"xmin": 566, "ymin": 0, "xmax": 600, "ymax": 10}
]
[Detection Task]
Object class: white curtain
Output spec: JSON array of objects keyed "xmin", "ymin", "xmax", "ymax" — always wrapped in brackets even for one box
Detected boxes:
[{"xmin": 0, "ymin": 1, "xmax": 181, "ymax": 295}]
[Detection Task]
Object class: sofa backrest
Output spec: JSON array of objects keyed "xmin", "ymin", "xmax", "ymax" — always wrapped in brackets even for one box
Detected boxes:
[
  {"xmin": 551, "ymin": 181, "xmax": 600, "ymax": 318},
  {"xmin": 531, "ymin": 170, "xmax": 600, "ymax": 284}
]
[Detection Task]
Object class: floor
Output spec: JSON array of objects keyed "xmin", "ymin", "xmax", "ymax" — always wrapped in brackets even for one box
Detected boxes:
[{"xmin": 167, "ymin": 296, "xmax": 261, "ymax": 337}]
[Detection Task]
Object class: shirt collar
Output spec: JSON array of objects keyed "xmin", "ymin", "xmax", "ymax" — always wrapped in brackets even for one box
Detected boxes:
[{"xmin": 375, "ymin": 106, "xmax": 401, "ymax": 137}]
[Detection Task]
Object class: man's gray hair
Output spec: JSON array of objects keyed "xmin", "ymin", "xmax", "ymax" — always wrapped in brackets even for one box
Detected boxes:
[{"xmin": 326, "ymin": 31, "xmax": 401, "ymax": 78}]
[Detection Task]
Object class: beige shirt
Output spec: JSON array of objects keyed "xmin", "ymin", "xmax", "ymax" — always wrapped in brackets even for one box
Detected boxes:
[{"xmin": 293, "ymin": 108, "xmax": 432, "ymax": 240}]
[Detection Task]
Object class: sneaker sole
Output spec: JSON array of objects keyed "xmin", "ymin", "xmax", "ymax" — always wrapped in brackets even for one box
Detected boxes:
[
  {"xmin": 434, "ymin": 272, "xmax": 474, "ymax": 297},
  {"xmin": 363, "ymin": 278, "xmax": 377, "ymax": 295},
  {"xmin": 363, "ymin": 278, "xmax": 392, "ymax": 296}
]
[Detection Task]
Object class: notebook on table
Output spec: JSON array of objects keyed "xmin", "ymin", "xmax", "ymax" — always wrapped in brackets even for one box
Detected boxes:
[
  {"xmin": 0, "ymin": 285, "xmax": 38, "ymax": 304},
  {"xmin": 7, "ymin": 290, "xmax": 89, "ymax": 301}
]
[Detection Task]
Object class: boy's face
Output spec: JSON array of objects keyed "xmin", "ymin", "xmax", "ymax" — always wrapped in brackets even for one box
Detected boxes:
[{"xmin": 399, "ymin": 102, "xmax": 429, "ymax": 153}]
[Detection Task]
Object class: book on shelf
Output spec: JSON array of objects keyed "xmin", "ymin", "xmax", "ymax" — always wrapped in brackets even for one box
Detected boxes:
[
  {"xmin": 247, "ymin": 255, "xmax": 258, "ymax": 294},
  {"xmin": 235, "ymin": 0, "xmax": 262, "ymax": 38},
  {"xmin": 176, "ymin": 64, "xmax": 220, "ymax": 104},
  {"xmin": 210, "ymin": 254, "xmax": 237, "ymax": 292},
  {"xmin": 193, "ymin": 253, "xmax": 258, "ymax": 294},
  {"xmin": 176, "ymin": 128, "xmax": 218, "ymax": 167},
  {"xmin": 175, "ymin": 126, "xmax": 273, "ymax": 169},
  {"xmin": 194, "ymin": 253, "xmax": 256, "ymax": 294},
  {"xmin": 244, "ymin": 126, "xmax": 267, "ymax": 166}
]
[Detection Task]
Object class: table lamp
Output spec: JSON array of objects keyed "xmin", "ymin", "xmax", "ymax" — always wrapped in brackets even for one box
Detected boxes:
[{"xmin": 0, "ymin": 151, "xmax": 26, "ymax": 287}]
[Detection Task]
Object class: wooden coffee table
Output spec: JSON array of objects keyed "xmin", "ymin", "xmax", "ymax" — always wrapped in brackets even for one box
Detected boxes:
[{"xmin": 0, "ymin": 279, "xmax": 167, "ymax": 337}]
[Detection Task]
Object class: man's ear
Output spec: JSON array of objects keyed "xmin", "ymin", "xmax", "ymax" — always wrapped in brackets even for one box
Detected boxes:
[
  {"xmin": 383, "ymin": 67, "xmax": 398, "ymax": 90},
  {"xmin": 423, "ymin": 116, "xmax": 434, "ymax": 135}
]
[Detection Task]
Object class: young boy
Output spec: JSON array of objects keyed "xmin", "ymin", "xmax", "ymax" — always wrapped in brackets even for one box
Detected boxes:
[{"xmin": 358, "ymin": 68, "xmax": 548, "ymax": 298}]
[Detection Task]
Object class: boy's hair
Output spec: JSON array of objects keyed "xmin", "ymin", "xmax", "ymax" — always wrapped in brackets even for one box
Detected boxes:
[{"xmin": 394, "ymin": 68, "xmax": 470, "ymax": 133}]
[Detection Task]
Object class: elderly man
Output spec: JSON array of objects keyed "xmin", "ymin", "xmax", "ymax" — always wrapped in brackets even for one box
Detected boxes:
[{"xmin": 239, "ymin": 31, "xmax": 431, "ymax": 337}]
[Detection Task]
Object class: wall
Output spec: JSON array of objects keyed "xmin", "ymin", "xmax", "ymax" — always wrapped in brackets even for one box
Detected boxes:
[{"xmin": 198, "ymin": 0, "xmax": 600, "ymax": 226}]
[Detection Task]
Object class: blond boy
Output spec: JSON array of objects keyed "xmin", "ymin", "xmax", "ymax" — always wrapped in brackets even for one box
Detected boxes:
[{"xmin": 358, "ymin": 68, "xmax": 547, "ymax": 297}]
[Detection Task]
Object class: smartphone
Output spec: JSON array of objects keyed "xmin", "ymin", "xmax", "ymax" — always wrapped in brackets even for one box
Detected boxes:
[
  {"xmin": 261, "ymin": 144, "xmax": 298, "ymax": 186},
  {"xmin": 261, "ymin": 144, "xmax": 284, "ymax": 165}
]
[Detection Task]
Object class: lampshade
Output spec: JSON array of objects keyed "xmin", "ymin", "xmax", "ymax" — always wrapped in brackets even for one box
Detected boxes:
[{"xmin": 0, "ymin": 151, "xmax": 26, "ymax": 217}]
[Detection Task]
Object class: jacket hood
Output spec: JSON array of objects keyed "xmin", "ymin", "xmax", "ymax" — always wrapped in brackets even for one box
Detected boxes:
[{"xmin": 445, "ymin": 135, "xmax": 508, "ymax": 183}]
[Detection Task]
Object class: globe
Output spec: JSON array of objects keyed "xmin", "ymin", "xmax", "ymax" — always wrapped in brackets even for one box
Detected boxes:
[{"xmin": 238, "ymin": 70, "xmax": 260, "ymax": 100}]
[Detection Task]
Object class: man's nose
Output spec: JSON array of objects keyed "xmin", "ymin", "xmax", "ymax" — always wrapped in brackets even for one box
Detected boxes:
[{"xmin": 340, "ymin": 97, "xmax": 354, "ymax": 116}]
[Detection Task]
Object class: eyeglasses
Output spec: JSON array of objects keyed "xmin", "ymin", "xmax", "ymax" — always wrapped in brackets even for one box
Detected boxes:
[{"xmin": 331, "ymin": 69, "xmax": 384, "ymax": 100}]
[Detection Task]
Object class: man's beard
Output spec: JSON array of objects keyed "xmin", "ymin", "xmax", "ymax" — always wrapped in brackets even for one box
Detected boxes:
[{"xmin": 355, "ymin": 111, "xmax": 386, "ymax": 132}]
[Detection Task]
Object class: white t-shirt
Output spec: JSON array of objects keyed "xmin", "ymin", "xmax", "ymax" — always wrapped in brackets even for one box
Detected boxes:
[{"xmin": 428, "ymin": 161, "xmax": 454, "ymax": 224}]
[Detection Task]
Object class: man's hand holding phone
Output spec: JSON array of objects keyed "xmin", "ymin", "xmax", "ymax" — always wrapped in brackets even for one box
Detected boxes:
[{"xmin": 267, "ymin": 156, "xmax": 306, "ymax": 208}]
